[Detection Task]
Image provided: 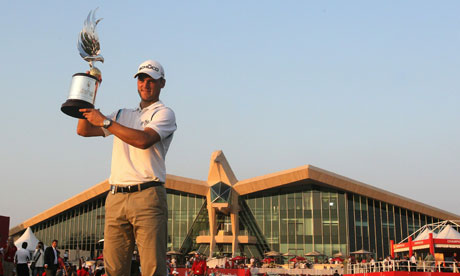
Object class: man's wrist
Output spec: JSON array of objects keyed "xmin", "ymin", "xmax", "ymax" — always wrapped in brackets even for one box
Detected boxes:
[{"xmin": 102, "ymin": 118, "xmax": 113, "ymax": 129}]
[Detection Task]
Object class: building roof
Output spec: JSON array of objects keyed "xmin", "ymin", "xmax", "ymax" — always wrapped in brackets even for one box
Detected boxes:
[
  {"xmin": 9, "ymin": 174, "xmax": 208, "ymax": 235},
  {"xmin": 10, "ymin": 151, "xmax": 460, "ymax": 235},
  {"xmin": 234, "ymin": 165, "xmax": 460, "ymax": 220}
]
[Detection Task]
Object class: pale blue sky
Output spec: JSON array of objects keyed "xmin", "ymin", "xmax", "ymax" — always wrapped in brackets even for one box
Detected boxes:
[{"xmin": 1, "ymin": 1, "xmax": 459, "ymax": 228}]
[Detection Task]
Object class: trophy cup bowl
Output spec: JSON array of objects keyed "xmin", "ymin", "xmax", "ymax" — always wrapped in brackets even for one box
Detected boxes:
[{"xmin": 61, "ymin": 9, "xmax": 104, "ymax": 119}]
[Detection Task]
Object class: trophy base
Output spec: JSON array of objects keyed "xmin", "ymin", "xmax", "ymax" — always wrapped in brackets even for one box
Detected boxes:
[{"xmin": 61, "ymin": 99, "xmax": 94, "ymax": 119}]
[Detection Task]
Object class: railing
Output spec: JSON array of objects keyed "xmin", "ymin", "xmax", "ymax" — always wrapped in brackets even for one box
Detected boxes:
[
  {"xmin": 347, "ymin": 260, "xmax": 459, "ymax": 274},
  {"xmin": 252, "ymin": 266, "xmax": 343, "ymax": 275}
]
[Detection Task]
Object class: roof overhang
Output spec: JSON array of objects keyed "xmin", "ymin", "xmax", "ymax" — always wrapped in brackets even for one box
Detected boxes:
[
  {"xmin": 233, "ymin": 165, "xmax": 460, "ymax": 221},
  {"xmin": 10, "ymin": 174, "xmax": 208, "ymax": 236}
]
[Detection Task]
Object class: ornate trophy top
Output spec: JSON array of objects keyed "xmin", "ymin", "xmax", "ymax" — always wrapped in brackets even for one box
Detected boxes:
[{"xmin": 77, "ymin": 8, "xmax": 104, "ymax": 68}]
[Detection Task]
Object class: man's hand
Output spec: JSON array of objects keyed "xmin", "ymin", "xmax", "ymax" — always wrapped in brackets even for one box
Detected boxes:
[{"xmin": 79, "ymin": 108, "xmax": 106, "ymax": 127}]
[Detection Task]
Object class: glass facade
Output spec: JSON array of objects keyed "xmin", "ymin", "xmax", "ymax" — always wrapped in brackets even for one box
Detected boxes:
[
  {"xmin": 30, "ymin": 190, "xmax": 205, "ymax": 259},
  {"xmin": 22, "ymin": 180, "xmax": 446, "ymax": 260},
  {"xmin": 167, "ymin": 190, "xmax": 206, "ymax": 250},
  {"xmin": 346, "ymin": 193, "xmax": 440, "ymax": 258},
  {"xmin": 31, "ymin": 195, "xmax": 106, "ymax": 258},
  {"xmin": 244, "ymin": 184, "xmax": 348, "ymax": 258}
]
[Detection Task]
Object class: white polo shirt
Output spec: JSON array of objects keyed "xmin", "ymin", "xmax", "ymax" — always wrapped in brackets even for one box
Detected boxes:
[
  {"xmin": 15, "ymin": 248, "xmax": 30, "ymax": 264},
  {"xmin": 104, "ymin": 100, "xmax": 176, "ymax": 185}
]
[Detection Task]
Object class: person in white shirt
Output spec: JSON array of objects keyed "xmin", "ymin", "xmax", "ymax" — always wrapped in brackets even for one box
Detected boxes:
[
  {"xmin": 410, "ymin": 254, "xmax": 417, "ymax": 271},
  {"xmin": 32, "ymin": 242, "xmax": 45, "ymax": 276},
  {"xmin": 15, "ymin": 242, "xmax": 30, "ymax": 276},
  {"xmin": 77, "ymin": 59, "xmax": 176, "ymax": 276}
]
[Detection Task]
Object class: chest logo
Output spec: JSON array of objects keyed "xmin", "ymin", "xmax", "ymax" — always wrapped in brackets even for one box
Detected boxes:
[{"xmin": 141, "ymin": 119, "xmax": 150, "ymax": 127}]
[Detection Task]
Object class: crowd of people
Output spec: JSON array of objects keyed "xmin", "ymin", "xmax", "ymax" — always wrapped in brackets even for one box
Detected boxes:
[
  {"xmin": 347, "ymin": 253, "xmax": 460, "ymax": 273},
  {"xmin": 0, "ymin": 238, "xmax": 105, "ymax": 276},
  {"xmin": 4, "ymin": 234, "xmax": 460, "ymax": 276}
]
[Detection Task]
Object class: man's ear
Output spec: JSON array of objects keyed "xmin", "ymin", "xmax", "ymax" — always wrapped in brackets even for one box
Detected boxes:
[{"xmin": 160, "ymin": 78, "xmax": 166, "ymax": 88}]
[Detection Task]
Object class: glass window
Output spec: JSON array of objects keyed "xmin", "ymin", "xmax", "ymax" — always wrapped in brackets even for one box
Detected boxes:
[
  {"xmin": 407, "ymin": 210, "xmax": 414, "ymax": 234},
  {"xmin": 361, "ymin": 196, "xmax": 369, "ymax": 252},
  {"xmin": 388, "ymin": 205, "xmax": 395, "ymax": 242},
  {"xmin": 394, "ymin": 207, "xmax": 402, "ymax": 243},
  {"xmin": 354, "ymin": 196, "xmax": 362, "ymax": 250},
  {"xmin": 368, "ymin": 199, "xmax": 375, "ymax": 254},
  {"xmin": 347, "ymin": 193, "xmax": 356, "ymax": 252},
  {"xmin": 381, "ymin": 203, "xmax": 389, "ymax": 256},
  {"xmin": 303, "ymin": 191, "xmax": 312, "ymax": 210},
  {"xmin": 305, "ymin": 218, "xmax": 313, "ymax": 236},
  {"xmin": 413, "ymin": 212, "xmax": 420, "ymax": 231},
  {"xmin": 374, "ymin": 200, "xmax": 382, "ymax": 258},
  {"xmin": 338, "ymin": 193, "xmax": 347, "ymax": 246},
  {"xmin": 401, "ymin": 208, "xmax": 408, "ymax": 239},
  {"xmin": 312, "ymin": 191, "xmax": 322, "ymax": 245},
  {"xmin": 272, "ymin": 195, "xmax": 279, "ymax": 241}
]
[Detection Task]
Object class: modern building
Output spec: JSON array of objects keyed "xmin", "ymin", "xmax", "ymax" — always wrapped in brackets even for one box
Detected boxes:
[{"xmin": 10, "ymin": 151, "xmax": 460, "ymax": 260}]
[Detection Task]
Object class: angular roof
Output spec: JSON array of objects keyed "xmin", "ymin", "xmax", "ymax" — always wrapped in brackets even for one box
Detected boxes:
[
  {"xmin": 10, "ymin": 150, "xmax": 460, "ymax": 236},
  {"xmin": 233, "ymin": 165, "xmax": 460, "ymax": 220},
  {"xmin": 10, "ymin": 174, "xmax": 208, "ymax": 235}
]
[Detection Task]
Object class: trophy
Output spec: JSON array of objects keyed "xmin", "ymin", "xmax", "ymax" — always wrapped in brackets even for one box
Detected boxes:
[{"xmin": 61, "ymin": 9, "xmax": 104, "ymax": 119}]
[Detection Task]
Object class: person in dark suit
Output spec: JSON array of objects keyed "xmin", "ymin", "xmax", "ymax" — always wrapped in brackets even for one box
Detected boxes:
[{"xmin": 44, "ymin": 240, "xmax": 59, "ymax": 276}]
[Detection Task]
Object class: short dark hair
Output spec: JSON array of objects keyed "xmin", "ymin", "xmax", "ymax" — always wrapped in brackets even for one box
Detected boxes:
[
  {"xmin": 52, "ymin": 240, "xmax": 58, "ymax": 243},
  {"xmin": 22, "ymin": 242, "xmax": 28, "ymax": 249}
]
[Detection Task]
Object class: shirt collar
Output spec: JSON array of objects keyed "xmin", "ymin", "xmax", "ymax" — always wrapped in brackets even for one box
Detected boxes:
[{"xmin": 136, "ymin": 100, "xmax": 164, "ymax": 112}]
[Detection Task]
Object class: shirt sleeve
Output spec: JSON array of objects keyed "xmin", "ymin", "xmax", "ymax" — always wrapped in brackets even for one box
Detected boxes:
[
  {"xmin": 145, "ymin": 107, "xmax": 177, "ymax": 140},
  {"xmin": 102, "ymin": 110, "xmax": 121, "ymax": 137}
]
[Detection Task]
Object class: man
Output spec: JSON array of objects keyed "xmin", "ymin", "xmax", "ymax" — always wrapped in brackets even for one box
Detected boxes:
[
  {"xmin": 14, "ymin": 242, "xmax": 30, "ymax": 276},
  {"xmin": 410, "ymin": 254, "xmax": 417, "ymax": 271},
  {"xmin": 32, "ymin": 242, "xmax": 45, "ymax": 276},
  {"xmin": 453, "ymin": 253, "xmax": 459, "ymax": 273},
  {"xmin": 2, "ymin": 237, "xmax": 17, "ymax": 276},
  {"xmin": 44, "ymin": 240, "xmax": 59, "ymax": 276},
  {"xmin": 191, "ymin": 254, "xmax": 207, "ymax": 276},
  {"xmin": 77, "ymin": 59, "xmax": 176, "ymax": 276}
]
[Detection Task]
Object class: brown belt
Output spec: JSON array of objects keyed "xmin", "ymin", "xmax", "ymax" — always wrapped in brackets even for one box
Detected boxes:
[{"xmin": 110, "ymin": 180, "xmax": 164, "ymax": 194}]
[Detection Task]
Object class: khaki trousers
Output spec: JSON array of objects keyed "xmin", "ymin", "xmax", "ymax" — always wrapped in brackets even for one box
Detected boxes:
[{"xmin": 104, "ymin": 185, "xmax": 168, "ymax": 276}]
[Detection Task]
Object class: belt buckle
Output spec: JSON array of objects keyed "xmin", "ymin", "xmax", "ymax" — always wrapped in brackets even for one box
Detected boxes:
[
  {"xmin": 111, "ymin": 185, "xmax": 116, "ymax": 194},
  {"xmin": 120, "ymin": 186, "xmax": 129, "ymax": 194}
]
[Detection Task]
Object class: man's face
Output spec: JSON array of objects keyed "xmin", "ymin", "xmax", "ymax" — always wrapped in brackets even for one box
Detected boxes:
[
  {"xmin": 137, "ymin": 74, "xmax": 165, "ymax": 103},
  {"xmin": 52, "ymin": 241, "xmax": 58, "ymax": 248},
  {"xmin": 7, "ymin": 237, "xmax": 13, "ymax": 246}
]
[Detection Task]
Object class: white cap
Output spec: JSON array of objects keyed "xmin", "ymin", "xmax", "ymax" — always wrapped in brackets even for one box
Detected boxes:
[{"xmin": 134, "ymin": 59, "xmax": 165, "ymax": 80}]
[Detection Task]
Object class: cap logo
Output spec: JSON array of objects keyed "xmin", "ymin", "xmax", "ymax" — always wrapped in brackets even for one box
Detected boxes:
[{"xmin": 139, "ymin": 64, "xmax": 160, "ymax": 72}]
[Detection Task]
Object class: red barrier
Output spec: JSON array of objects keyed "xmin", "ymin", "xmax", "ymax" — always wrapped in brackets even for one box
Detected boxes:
[
  {"xmin": 173, "ymin": 268, "xmax": 249, "ymax": 276},
  {"xmin": 346, "ymin": 272, "xmax": 459, "ymax": 276}
]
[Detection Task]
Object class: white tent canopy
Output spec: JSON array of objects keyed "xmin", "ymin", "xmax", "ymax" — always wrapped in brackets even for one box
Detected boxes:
[
  {"xmin": 436, "ymin": 224, "xmax": 460, "ymax": 239},
  {"xmin": 414, "ymin": 228, "xmax": 437, "ymax": 241},
  {"xmin": 14, "ymin": 227, "xmax": 43, "ymax": 251}
]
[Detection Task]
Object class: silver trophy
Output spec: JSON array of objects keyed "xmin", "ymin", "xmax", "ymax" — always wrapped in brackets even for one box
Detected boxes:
[{"xmin": 61, "ymin": 9, "xmax": 104, "ymax": 119}]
